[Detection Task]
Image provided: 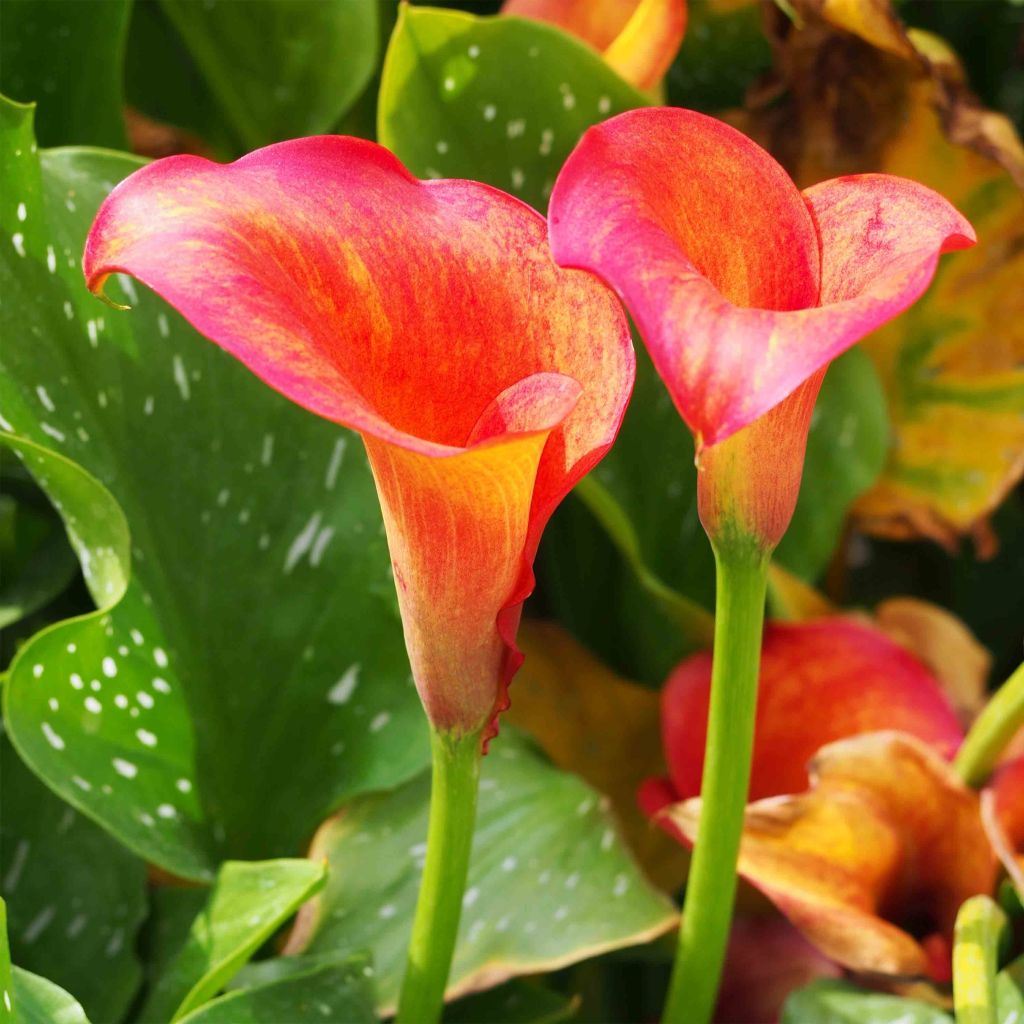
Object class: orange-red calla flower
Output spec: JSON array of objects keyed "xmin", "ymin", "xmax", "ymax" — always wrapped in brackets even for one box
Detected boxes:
[
  {"xmin": 500, "ymin": 0, "xmax": 686, "ymax": 91},
  {"xmin": 666, "ymin": 734, "xmax": 996, "ymax": 981},
  {"xmin": 548, "ymin": 108, "xmax": 974, "ymax": 549},
  {"xmin": 640, "ymin": 620, "xmax": 994, "ymax": 981},
  {"xmin": 716, "ymin": 916, "xmax": 840, "ymax": 1024},
  {"xmin": 641, "ymin": 618, "xmax": 965, "ymax": 808},
  {"xmin": 982, "ymin": 755, "xmax": 1024, "ymax": 894},
  {"xmin": 83, "ymin": 137, "xmax": 634, "ymax": 743}
]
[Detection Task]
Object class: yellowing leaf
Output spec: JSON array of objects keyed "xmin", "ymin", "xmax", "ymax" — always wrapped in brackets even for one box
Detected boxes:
[{"xmin": 744, "ymin": 1, "xmax": 1024, "ymax": 546}]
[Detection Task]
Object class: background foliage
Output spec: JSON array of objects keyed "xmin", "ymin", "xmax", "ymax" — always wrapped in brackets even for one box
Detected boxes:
[{"xmin": 1, "ymin": 1, "xmax": 1022, "ymax": 1021}]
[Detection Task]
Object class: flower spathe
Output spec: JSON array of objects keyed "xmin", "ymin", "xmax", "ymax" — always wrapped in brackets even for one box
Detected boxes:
[
  {"xmin": 500, "ymin": 0, "xmax": 686, "ymax": 91},
  {"xmin": 548, "ymin": 107, "xmax": 974, "ymax": 549},
  {"xmin": 644, "ymin": 618, "xmax": 965, "ymax": 806},
  {"xmin": 641, "ymin": 619, "xmax": 995, "ymax": 981},
  {"xmin": 982, "ymin": 755, "xmax": 1024, "ymax": 894},
  {"xmin": 83, "ymin": 137, "xmax": 634, "ymax": 743},
  {"xmin": 664, "ymin": 733, "xmax": 996, "ymax": 980}
]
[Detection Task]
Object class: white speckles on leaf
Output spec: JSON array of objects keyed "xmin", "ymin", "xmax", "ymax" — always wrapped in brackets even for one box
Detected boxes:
[
  {"xmin": 22, "ymin": 905, "xmax": 56, "ymax": 944},
  {"xmin": 3, "ymin": 839, "xmax": 30, "ymax": 892},
  {"xmin": 370, "ymin": 711, "xmax": 390, "ymax": 732},
  {"xmin": 153, "ymin": 647, "xmax": 168, "ymax": 668},
  {"xmin": 136, "ymin": 728, "xmax": 157, "ymax": 747},
  {"xmin": 112, "ymin": 757, "xmax": 138, "ymax": 779},
  {"xmin": 102, "ymin": 656, "xmax": 117, "ymax": 678},
  {"xmin": 41, "ymin": 722, "xmax": 65, "ymax": 750},
  {"xmin": 172, "ymin": 355, "xmax": 191, "ymax": 400},
  {"xmin": 284, "ymin": 511, "xmax": 323, "ymax": 573},
  {"xmin": 11, "ymin": 233, "xmax": 26, "ymax": 257},
  {"xmin": 84, "ymin": 696, "xmax": 102, "ymax": 714},
  {"xmin": 327, "ymin": 664, "xmax": 360, "ymax": 705},
  {"xmin": 324, "ymin": 438, "xmax": 347, "ymax": 489},
  {"xmin": 35, "ymin": 385, "xmax": 55, "ymax": 412}
]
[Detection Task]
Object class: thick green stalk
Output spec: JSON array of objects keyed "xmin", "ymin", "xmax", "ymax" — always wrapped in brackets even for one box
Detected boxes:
[
  {"xmin": 662, "ymin": 547, "xmax": 768, "ymax": 1024},
  {"xmin": 955, "ymin": 661, "xmax": 1024, "ymax": 787},
  {"xmin": 396, "ymin": 726, "xmax": 482, "ymax": 1024},
  {"xmin": 952, "ymin": 895, "xmax": 1007, "ymax": 1024}
]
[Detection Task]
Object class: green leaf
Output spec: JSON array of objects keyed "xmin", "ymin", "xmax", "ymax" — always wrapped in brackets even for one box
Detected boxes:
[
  {"xmin": 289, "ymin": 730, "xmax": 677, "ymax": 1012},
  {"xmin": 0, "ymin": 485, "xmax": 77, "ymax": 630},
  {"xmin": 0, "ymin": 97, "xmax": 430, "ymax": 879},
  {"xmin": 1, "ymin": 900, "xmax": 13, "ymax": 1022},
  {"xmin": 10, "ymin": 967, "xmax": 91, "ymax": 1024},
  {"xmin": 378, "ymin": 4, "xmax": 648, "ymax": 213},
  {"xmin": 127, "ymin": 0, "xmax": 379, "ymax": 155},
  {"xmin": 0, "ymin": 726, "xmax": 146, "ymax": 1023},
  {"xmin": 665, "ymin": 0, "xmax": 772, "ymax": 113},
  {"xmin": 775, "ymin": 347, "xmax": 889, "ymax": 578},
  {"xmin": 0, "ymin": 0, "xmax": 130, "ymax": 149},
  {"xmin": 140, "ymin": 859, "xmax": 326, "ymax": 1023},
  {"xmin": 175, "ymin": 957, "xmax": 377, "ymax": 1024},
  {"xmin": 781, "ymin": 979, "xmax": 953, "ymax": 1024},
  {"xmin": 444, "ymin": 979, "xmax": 578, "ymax": 1024},
  {"xmin": 539, "ymin": 345, "xmax": 889, "ymax": 684}
]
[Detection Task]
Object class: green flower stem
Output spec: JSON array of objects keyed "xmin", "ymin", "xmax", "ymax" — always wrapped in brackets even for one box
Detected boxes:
[
  {"xmin": 396, "ymin": 725, "xmax": 482, "ymax": 1024},
  {"xmin": 955, "ymin": 661, "xmax": 1024, "ymax": 787},
  {"xmin": 953, "ymin": 895, "xmax": 1007, "ymax": 1024},
  {"xmin": 662, "ymin": 546, "xmax": 768, "ymax": 1024}
]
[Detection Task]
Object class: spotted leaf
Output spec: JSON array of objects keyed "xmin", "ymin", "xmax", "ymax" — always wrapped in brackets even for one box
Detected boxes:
[
  {"xmin": 781, "ymin": 979, "xmax": 952, "ymax": 1024},
  {"xmin": 175, "ymin": 957, "xmax": 376, "ymax": 1024},
  {"xmin": 0, "ymin": 726, "xmax": 146, "ymax": 1023},
  {"xmin": 0, "ymin": 97, "xmax": 429, "ymax": 879},
  {"xmin": 281, "ymin": 730, "xmax": 677, "ymax": 1012},
  {"xmin": 378, "ymin": 4, "xmax": 648, "ymax": 214}
]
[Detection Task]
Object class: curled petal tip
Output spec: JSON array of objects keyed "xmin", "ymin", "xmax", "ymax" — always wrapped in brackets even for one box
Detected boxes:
[
  {"xmin": 84, "ymin": 271, "xmax": 131, "ymax": 312},
  {"xmin": 82, "ymin": 135, "xmax": 633, "ymax": 741}
]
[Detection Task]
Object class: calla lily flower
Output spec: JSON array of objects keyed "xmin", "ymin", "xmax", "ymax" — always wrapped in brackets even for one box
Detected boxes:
[
  {"xmin": 664, "ymin": 733, "xmax": 996, "ymax": 981},
  {"xmin": 501, "ymin": 0, "xmax": 686, "ymax": 92},
  {"xmin": 640, "ymin": 618, "xmax": 965, "ymax": 809},
  {"xmin": 641, "ymin": 619, "xmax": 999, "ymax": 982},
  {"xmin": 982, "ymin": 755, "xmax": 1024, "ymax": 894},
  {"xmin": 83, "ymin": 137, "xmax": 634, "ymax": 744},
  {"xmin": 716, "ymin": 916, "xmax": 840, "ymax": 1024},
  {"xmin": 548, "ymin": 107, "xmax": 974, "ymax": 549}
]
